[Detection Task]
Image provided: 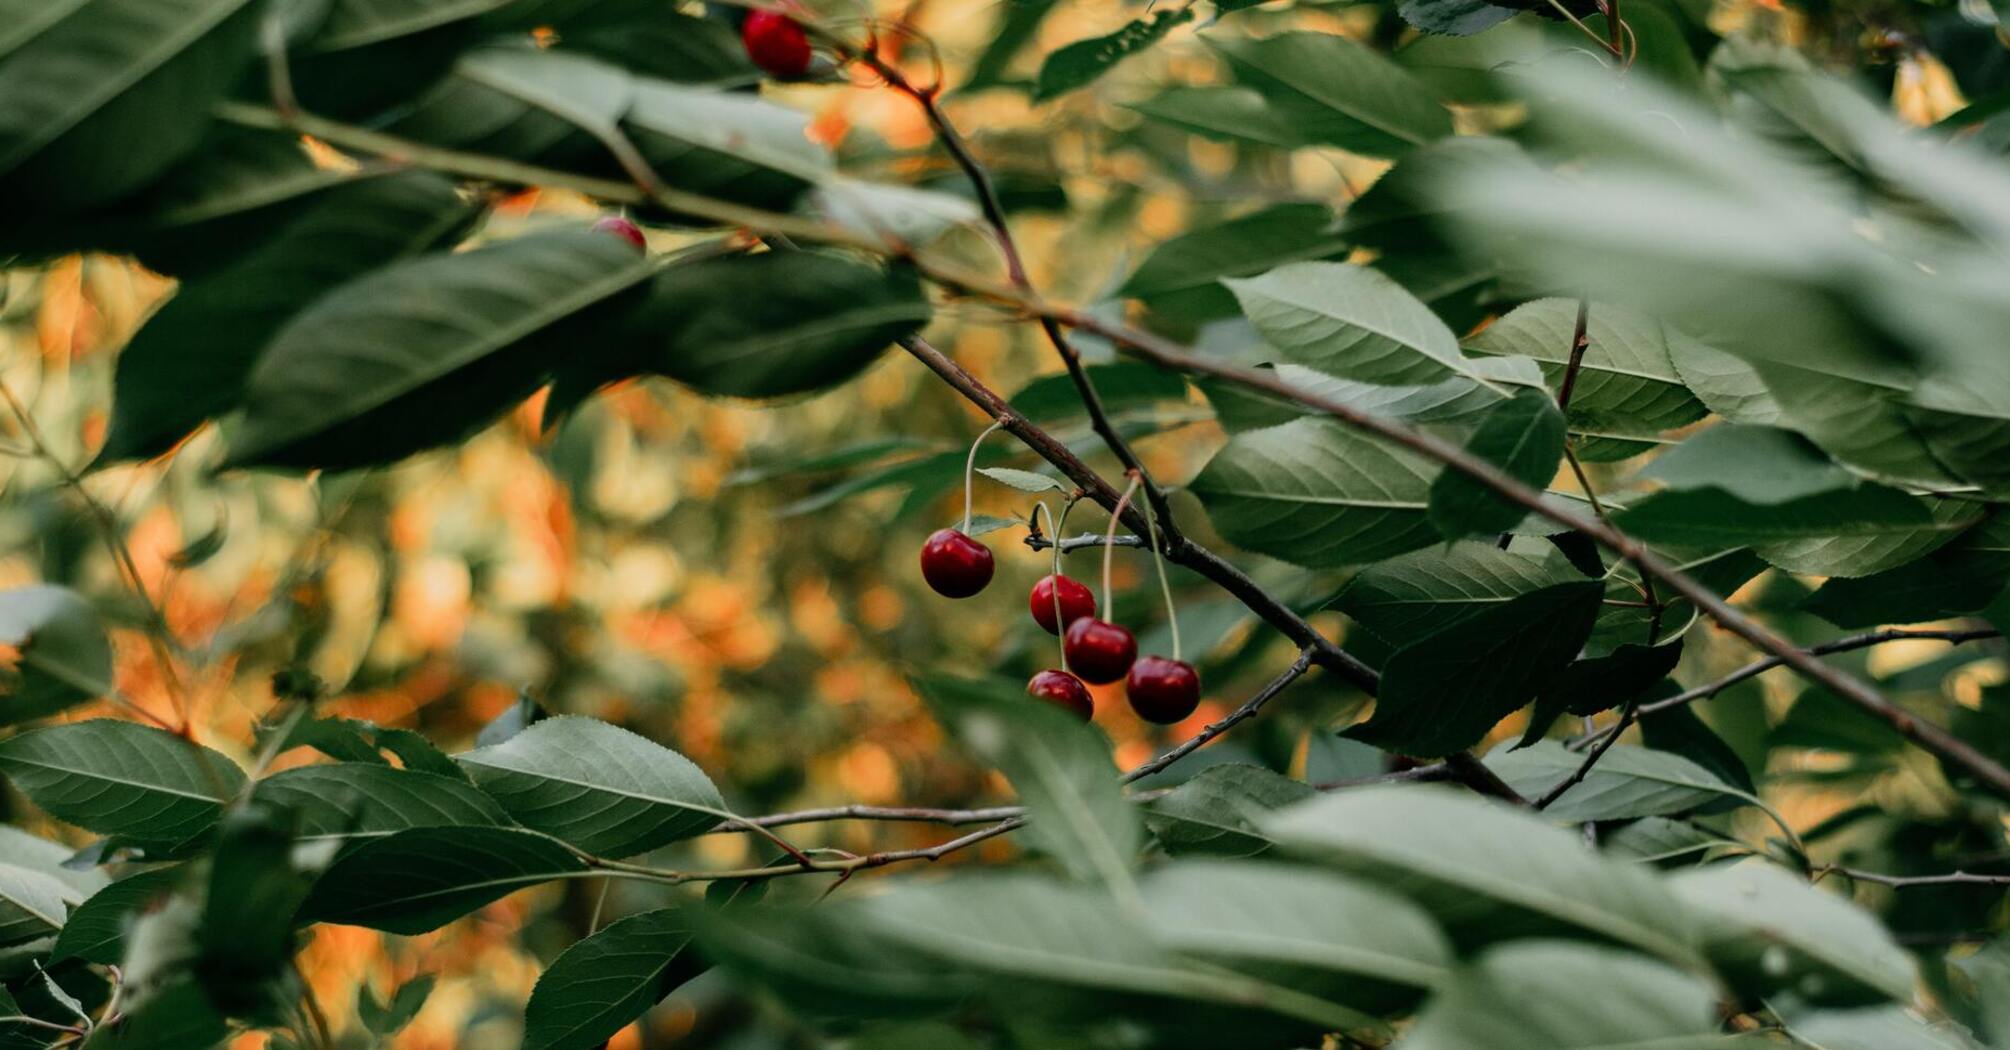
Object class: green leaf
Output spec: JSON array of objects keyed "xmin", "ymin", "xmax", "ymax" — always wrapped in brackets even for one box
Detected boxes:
[
  {"xmin": 0, "ymin": 720, "xmax": 244, "ymax": 844},
  {"xmin": 1345, "ymin": 582, "xmax": 1603, "ymax": 758},
  {"xmin": 1428, "ymin": 388, "xmax": 1566, "ymax": 539},
  {"xmin": 99, "ymin": 170, "xmax": 475, "ymax": 464},
  {"xmin": 545, "ymin": 3, "xmax": 755, "ymax": 87},
  {"xmin": 0, "ymin": 861, "xmax": 78, "ymax": 947},
  {"xmin": 1330, "ymin": 542, "xmax": 1581, "ymax": 646},
  {"xmin": 1261, "ymin": 785, "xmax": 1702, "ymax": 964},
  {"xmin": 1207, "ymin": 32, "xmax": 1452, "ymax": 158},
  {"xmin": 0, "ymin": 0, "xmax": 261, "ymax": 215},
  {"xmin": 1118, "ymin": 204, "xmax": 1344, "ymax": 301},
  {"xmin": 251, "ymin": 764, "xmax": 512, "ymax": 847},
  {"xmin": 1802, "ymin": 514, "xmax": 2010, "ymax": 627},
  {"xmin": 0, "ymin": 585, "xmax": 112, "ymax": 725},
  {"xmin": 1668, "ymin": 862, "xmax": 1916, "ymax": 1005},
  {"xmin": 79, "ymin": 976, "xmax": 226, "ymax": 1050},
  {"xmin": 1034, "ymin": 8, "xmax": 1194, "ymax": 101},
  {"xmin": 1122, "ymin": 86, "xmax": 1305, "ymax": 149},
  {"xmin": 613, "ymin": 252, "xmax": 931, "ymax": 400},
  {"xmin": 917, "ymin": 675, "xmax": 1140, "ymax": 892},
  {"xmin": 198, "ymin": 801, "xmax": 320, "ymax": 999},
  {"xmin": 849, "ymin": 873, "xmax": 1364, "ymax": 1033},
  {"xmin": 1755, "ymin": 497, "xmax": 1981, "ymax": 579},
  {"xmin": 1141, "ymin": 764, "xmax": 1315, "ymax": 858},
  {"xmin": 226, "ymin": 230, "xmax": 653, "ymax": 471},
  {"xmin": 1191, "ymin": 418, "xmax": 1441, "ymax": 567},
  {"xmin": 298, "ymin": 826, "xmax": 588, "ymax": 934},
  {"xmin": 458, "ymin": 716, "xmax": 726, "ymax": 858},
  {"xmin": 357, "ymin": 974, "xmax": 434, "ymax": 1038},
  {"xmin": 1781, "ymin": 1006, "xmax": 1979, "ymax": 1050},
  {"xmin": 1225, "ymin": 262, "xmax": 1479, "ymax": 386},
  {"xmin": 1485, "ymin": 741, "xmax": 1753, "ymax": 822},
  {"xmin": 50, "ymin": 868, "xmax": 180, "ymax": 964},
  {"xmin": 1664, "ymin": 320, "xmax": 1783, "ymax": 427},
  {"xmin": 1615, "ymin": 426, "xmax": 1937, "ymax": 544},
  {"xmin": 1200, "ymin": 357, "xmax": 1541, "ymax": 435},
  {"xmin": 524, "ymin": 908, "xmax": 695, "ymax": 1050},
  {"xmin": 1009, "ymin": 363, "xmax": 1189, "ymax": 423},
  {"xmin": 1397, "ymin": 941, "xmax": 1727, "ymax": 1050},
  {"xmin": 312, "ymin": 0, "xmax": 515, "ymax": 49},
  {"xmin": 622, "ymin": 76, "xmax": 832, "ymax": 213},
  {"xmin": 1396, "ymin": 0, "xmax": 1519, "ymax": 36},
  {"xmin": 1140, "ymin": 860, "xmax": 1450, "ymax": 1013},
  {"xmin": 975, "ymin": 467, "xmax": 1066, "ymax": 494},
  {"xmin": 1465, "ymin": 299, "xmax": 1709, "ymax": 438}
]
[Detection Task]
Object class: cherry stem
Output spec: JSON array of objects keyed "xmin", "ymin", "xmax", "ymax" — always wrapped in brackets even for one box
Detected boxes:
[
  {"xmin": 961, "ymin": 419, "xmax": 1005, "ymax": 532},
  {"xmin": 1139, "ymin": 480, "xmax": 1180, "ymax": 662},
  {"xmin": 1031, "ymin": 499, "xmax": 1069, "ymax": 670},
  {"xmin": 1103, "ymin": 472, "xmax": 1141, "ymax": 622}
]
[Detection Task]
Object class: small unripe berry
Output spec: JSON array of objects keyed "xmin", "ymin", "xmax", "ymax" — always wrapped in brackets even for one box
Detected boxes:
[
  {"xmin": 1063, "ymin": 617, "xmax": 1136, "ymax": 685},
  {"xmin": 1027, "ymin": 669, "xmax": 1093, "ymax": 721},
  {"xmin": 592, "ymin": 215, "xmax": 646, "ymax": 250},
  {"xmin": 1029, "ymin": 574, "xmax": 1095, "ymax": 635},
  {"xmin": 920, "ymin": 528, "xmax": 994, "ymax": 598},
  {"xmin": 1126, "ymin": 656, "xmax": 1200, "ymax": 724},
  {"xmin": 742, "ymin": 11, "xmax": 813, "ymax": 79}
]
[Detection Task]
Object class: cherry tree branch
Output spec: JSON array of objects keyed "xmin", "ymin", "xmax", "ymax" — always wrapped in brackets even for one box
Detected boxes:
[
  {"xmin": 856, "ymin": 49, "xmax": 1181, "ymax": 543},
  {"xmin": 1039, "ymin": 311, "xmax": 2010, "ymax": 799},
  {"xmin": 1574, "ymin": 627, "xmax": 2003, "ymax": 751},
  {"xmin": 1821, "ymin": 866, "xmax": 2010, "ymax": 889}
]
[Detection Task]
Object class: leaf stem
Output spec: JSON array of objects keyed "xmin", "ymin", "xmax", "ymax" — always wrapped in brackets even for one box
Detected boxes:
[
  {"xmin": 1102, "ymin": 473, "xmax": 1141, "ymax": 621},
  {"xmin": 961, "ymin": 419, "xmax": 1004, "ymax": 532}
]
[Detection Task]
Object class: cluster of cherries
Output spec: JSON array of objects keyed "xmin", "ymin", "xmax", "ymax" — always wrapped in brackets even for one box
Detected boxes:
[{"xmin": 918, "ymin": 436, "xmax": 1201, "ymax": 725}]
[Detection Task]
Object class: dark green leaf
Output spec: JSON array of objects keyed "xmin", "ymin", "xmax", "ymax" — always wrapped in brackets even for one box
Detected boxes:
[
  {"xmin": 1009, "ymin": 364, "xmax": 1189, "ymax": 423},
  {"xmin": 99, "ymin": 171, "xmax": 476, "ymax": 464},
  {"xmin": 0, "ymin": 0, "xmax": 261, "ymax": 215},
  {"xmin": 1122, "ymin": 86, "xmax": 1304, "ymax": 148},
  {"xmin": 49, "ymin": 869, "xmax": 180, "ymax": 964},
  {"xmin": 1140, "ymin": 860, "xmax": 1449, "ymax": 1014},
  {"xmin": 1428, "ymin": 388, "xmax": 1566, "ymax": 539},
  {"xmin": 1226, "ymin": 261, "xmax": 1479, "ymax": 386},
  {"xmin": 1033, "ymin": 9, "xmax": 1193, "ymax": 101},
  {"xmin": 0, "ymin": 585, "xmax": 112, "ymax": 726},
  {"xmin": 1262, "ymin": 785, "xmax": 1703, "ymax": 963},
  {"xmin": 1398, "ymin": 941, "xmax": 1726, "ymax": 1049},
  {"xmin": 298, "ymin": 826, "xmax": 588, "ymax": 934},
  {"xmin": 1465, "ymin": 299, "xmax": 1708, "ymax": 439},
  {"xmin": 0, "ymin": 720, "xmax": 243, "ymax": 844},
  {"xmin": 1142, "ymin": 764, "xmax": 1315, "ymax": 858},
  {"xmin": 79, "ymin": 977, "xmax": 226, "ymax": 1050},
  {"xmin": 1397, "ymin": 0, "xmax": 1519, "ymax": 36},
  {"xmin": 613, "ymin": 252, "xmax": 931, "ymax": 400},
  {"xmin": 523, "ymin": 909, "xmax": 695, "ymax": 1050},
  {"xmin": 1485, "ymin": 741, "xmax": 1754, "ymax": 822},
  {"xmin": 0, "ymin": 861, "xmax": 77, "ymax": 947},
  {"xmin": 1207, "ymin": 32, "xmax": 1453, "ymax": 158},
  {"xmin": 251, "ymin": 764, "xmax": 512, "ymax": 847},
  {"xmin": 1346, "ymin": 582, "xmax": 1603, "ymax": 757},
  {"xmin": 1669, "ymin": 862, "xmax": 1916, "ymax": 1005},
  {"xmin": 917, "ymin": 675, "xmax": 1140, "ymax": 891},
  {"xmin": 226, "ymin": 230, "xmax": 653, "ymax": 471},
  {"xmin": 357, "ymin": 974, "xmax": 433, "ymax": 1037},
  {"xmin": 1192, "ymin": 418, "xmax": 1441, "ymax": 567},
  {"xmin": 1118, "ymin": 204, "xmax": 1344, "ymax": 301},
  {"xmin": 1330, "ymin": 542, "xmax": 1581, "ymax": 647},
  {"xmin": 457, "ymin": 716, "xmax": 728, "ymax": 858},
  {"xmin": 1803, "ymin": 514, "xmax": 2010, "ymax": 627}
]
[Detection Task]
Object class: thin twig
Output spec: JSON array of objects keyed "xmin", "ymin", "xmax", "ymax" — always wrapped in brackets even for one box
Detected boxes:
[
  {"xmin": 717, "ymin": 803, "xmax": 1025, "ymax": 830},
  {"xmin": 1574, "ymin": 627, "xmax": 2002, "ymax": 751},
  {"xmin": 1121, "ymin": 647, "xmax": 1315, "ymax": 784},
  {"xmin": 858, "ymin": 49, "xmax": 1181, "ymax": 543},
  {"xmin": 1820, "ymin": 866, "xmax": 2010, "ymax": 888},
  {"xmin": 1536, "ymin": 698, "xmax": 1637, "ymax": 809},
  {"xmin": 1040, "ymin": 311, "xmax": 2010, "ymax": 799}
]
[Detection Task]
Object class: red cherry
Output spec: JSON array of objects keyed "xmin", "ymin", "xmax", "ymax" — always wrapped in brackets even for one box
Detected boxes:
[
  {"xmin": 741, "ymin": 10, "xmax": 813, "ymax": 79},
  {"xmin": 1126, "ymin": 656, "xmax": 1200, "ymax": 724},
  {"xmin": 592, "ymin": 216, "xmax": 646, "ymax": 250},
  {"xmin": 1063, "ymin": 617, "xmax": 1136, "ymax": 685},
  {"xmin": 1027, "ymin": 669, "xmax": 1093, "ymax": 721},
  {"xmin": 1029, "ymin": 574, "xmax": 1096, "ymax": 635},
  {"xmin": 920, "ymin": 528, "xmax": 994, "ymax": 598}
]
